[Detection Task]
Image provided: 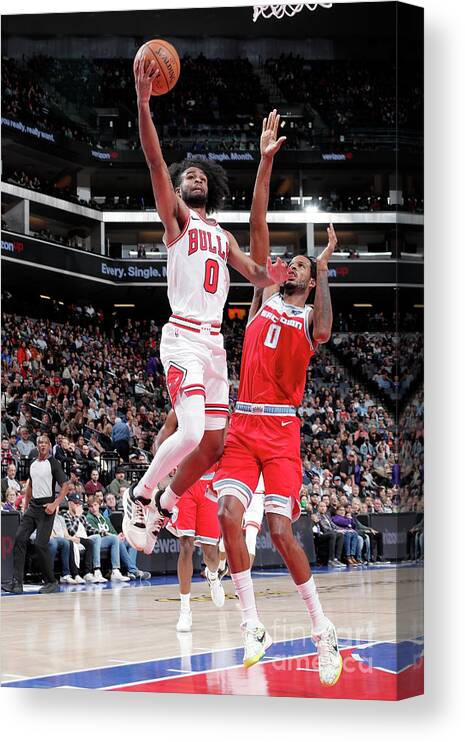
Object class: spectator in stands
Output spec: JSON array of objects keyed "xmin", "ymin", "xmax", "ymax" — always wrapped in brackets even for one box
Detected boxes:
[
  {"xmin": 107, "ymin": 467, "xmax": 130, "ymax": 499},
  {"xmin": 84, "ymin": 468, "xmax": 106, "ymax": 499},
  {"xmin": 111, "ymin": 417, "xmax": 131, "ymax": 462},
  {"xmin": 331, "ymin": 505, "xmax": 361, "ymax": 565},
  {"xmin": 63, "ymin": 494, "xmax": 104, "ymax": 583},
  {"xmin": 2, "ymin": 487, "xmax": 19, "ymax": 511},
  {"xmin": 76, "ymin": 441, "xmax": 96, "ymax": 470},
  {"xmin": 339, "ymin": 450, "xmax": 358, "ymax": 483},
  {"xmin": 1, "ymin": 462, "xmax": 21, "ymax": 496},
  {"xmin": 46, "ymin": 511, "xmax": 76, "ymax": 584},
  {"xmin": 53, "ymin": 436, "xmax": 76, "ymax": 474},
  {"xmin": 373, "ymin": 497, "xmax": 387, "ymax": 514},
  {"xmin": 16, "ymin": 427, "xmax": 36, "ymax": 458},
  {"xmin": 1, "ymin": 437, "xmax": 18, "ymax": 467},
  {"xmin": 68, "ymin": 467, "xmax": 86, "ymax": 498},
  {"xmin": 85, "ymin": 495, "xmax": 131, "ymax": 581},
  {"xmin": 313, "ymin": 502, "xmax": 345, "ymax": 568},
  {"xmin": 102, "ymin": 492, "xmax": 119, "ymax": 518}
]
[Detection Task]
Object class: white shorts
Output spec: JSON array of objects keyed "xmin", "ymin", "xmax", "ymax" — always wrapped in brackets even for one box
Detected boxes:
[{"xmin": 160, "ymin": 322, "xmax": 229, "ymax": 430}]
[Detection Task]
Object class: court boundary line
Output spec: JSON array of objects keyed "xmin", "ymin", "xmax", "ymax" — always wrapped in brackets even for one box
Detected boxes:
[{"xmin": 101, "ymin": 638, "xmax": 418, "ymax": 691}]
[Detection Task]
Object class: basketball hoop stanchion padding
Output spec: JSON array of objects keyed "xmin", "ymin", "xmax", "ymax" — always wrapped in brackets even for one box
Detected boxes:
[{"xmin": 253, "ymin": 3, "xmax": 333, "ymax": 22}]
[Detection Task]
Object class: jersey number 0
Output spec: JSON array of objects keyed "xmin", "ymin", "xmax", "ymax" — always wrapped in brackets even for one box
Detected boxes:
[
  {"xmin": 264, "ymin": 323, "xmax": 282, "ymax": 349},
  {"xmin": 204, "ymin": 259, "xmax": 219, "ymax": 294}
]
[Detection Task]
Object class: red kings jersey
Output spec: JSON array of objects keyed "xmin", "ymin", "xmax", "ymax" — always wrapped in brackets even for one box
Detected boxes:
[
  {"xmin": 237, "ymin": 293, "xmax": 316, "ymax": 408},
  {"xmin": 165, "ymin": 209, "xmax": 230, "ymax": 324}
]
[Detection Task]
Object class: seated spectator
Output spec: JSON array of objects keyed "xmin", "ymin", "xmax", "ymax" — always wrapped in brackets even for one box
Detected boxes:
[
  {"xmin": 75, "ymin": 442, "xmax": 96, "ymax": 476},
  {"xmin": 107, "ymin": 467, "xmax": 130, "ymax": 499},
  {"xmin": 68, "ymin": 467, "xmax": 86, "ymax": 499},
  {"xmin": 313, "ymin": 502, "xmax": 345, "ymax": 568},
  {"xmin": 2, "ymin": 486, "xmax": 19, "ymax": 511},
  {"xmin": 331, "ymin": 505, "xmax": 362, "ymax": 565},
  {"xmin": 1, "ymin": 462, "xmax": 21, "ymax": 496},
  {"xmin": 346, "ymin": 504, "xmax": 370, "ymax": 563},
  {"xmin": 373, "ymin": 497, "xmax": 387, "ymax": 514},
  {"xmin": 84, "ymin": 468, "xmax": 106, "ymax": 499},
  {"xmin": 46, "ymin": 511, "xmax": 76, "ymax": 584},
  {"xmin": 53, "ymin": 436, "xmax": 76, "ymax": 474},
  {"xmin": 63, "ymin": 493, "xmax": 105, "ymax": 583},
  {"xmin": 102, "ymin": 492, "xmax": 119, "ymax": 519},
  {"xmin": 86, "ymin": 495, "xmax": 136, "ymax": 581}
]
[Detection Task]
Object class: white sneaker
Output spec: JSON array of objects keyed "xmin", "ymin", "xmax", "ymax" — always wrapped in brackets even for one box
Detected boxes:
[
  {"xmin": 60, "ymin": 574, "xmax": 76, "ymax": 584},
  {"xmin": 312, "ymin": 620, "xmax": 343, "ymax": 687},
  {"xmin": 93, "ymin": 569, "xmax": 108, "ymax": 583},
  {"xmin": 122, "ymin": 484, "xmax": 150, "ymax": 551},
  {"xmin": 176, "ymin": 610, "xmax": 192, "ymax": 633},
  {"xmin": 73, "ymin": 575, "xmax": 86, "ymax": 584},
  {"xmin": 205, "ymin": 567, "xmax": 225, "ymax": 608},
  {"xmin": 143, "ymin": 491, "xmax": 170, "ymax": 555},
  {"xmin": 83, "ymin": 572, "xmax": 98, "ymax": 583},
  {"xmin": 242, "ymin": 622, "xmax": 272, "ymax": 668},
  {"xmin": 111, "ymin": 568, "xmax": 130, "ymax": 582}
]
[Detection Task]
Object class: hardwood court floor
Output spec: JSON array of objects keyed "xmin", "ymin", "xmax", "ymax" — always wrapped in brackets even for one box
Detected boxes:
[{"xmin": 1, "ymin": 565, "xmax": 423, "ymax": 695}]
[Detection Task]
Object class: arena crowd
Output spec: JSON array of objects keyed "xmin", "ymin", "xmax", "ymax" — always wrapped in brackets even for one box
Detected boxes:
[{"xmin": 1, "ymin": 303, "xmax": 423, "ymax": 536}]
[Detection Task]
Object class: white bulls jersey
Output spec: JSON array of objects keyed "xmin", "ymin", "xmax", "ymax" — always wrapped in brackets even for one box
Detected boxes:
[{"xmin": 165, "ymin": 209, "xmax": 230, "ymax": 325}]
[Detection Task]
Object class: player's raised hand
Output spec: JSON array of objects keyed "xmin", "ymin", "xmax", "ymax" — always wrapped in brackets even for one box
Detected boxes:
[
  {"xmin": 266, "ymin": 256, "xmax": 289, "ymax": 285},
  {"xmin": 260, "ymin": 109, "xmax": 287, "ymax": 159},
  {"xmin": 134, "ymin": 57, "xmax": 160, "ymax": 104},
  {"xmin": 317, "ymin": 224, "xmax": 338, "ymax": 270}
]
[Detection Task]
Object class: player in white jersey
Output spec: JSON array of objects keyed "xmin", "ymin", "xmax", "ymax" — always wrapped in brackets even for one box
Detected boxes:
[
  {"xmin": 243, "ymin": 475, "xmax": 265, "ymax": 565},
  {"xmin": 123, "ymin": 60, "xmax": 288, "ymax": 550},
  {"xmin": 216, "ymin": 475, "xmax": 265, "ymax": 578}
]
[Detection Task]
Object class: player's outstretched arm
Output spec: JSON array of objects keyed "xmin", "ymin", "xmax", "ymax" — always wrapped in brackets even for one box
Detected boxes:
[
  {"xmin": 135, "ymin": 59, "xmax": 189, "ymax": 240},
  {"xmin": 249, "ymin": 110, "xmax": 286, "ymax": 319},
  {"xmin": 250, "ymin": 109, "xmax": 286, "ymax": 266},
  {"xmin": 311, "ymin": 224, "xmax": 337, "ymax": 343}
]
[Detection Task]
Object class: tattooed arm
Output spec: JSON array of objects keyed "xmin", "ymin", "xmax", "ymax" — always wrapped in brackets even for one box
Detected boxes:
[{"xmin": 311, "ymin": 224, "xmax": 337, "ymax": 343}]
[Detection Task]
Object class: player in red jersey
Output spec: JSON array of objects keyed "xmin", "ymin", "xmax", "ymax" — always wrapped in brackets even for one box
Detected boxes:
[
  {"xmin": 152, "ymin": 411, "xmax": 225, "ymax": 634},
  {"xmin": 212, "ymin": 112, "xmax": 342, "ymax": 684}
]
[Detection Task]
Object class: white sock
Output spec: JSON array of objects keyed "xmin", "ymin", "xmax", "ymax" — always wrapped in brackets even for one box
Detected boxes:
[
  {"xmin": 180, "ymin": 593, "xmax": 191, "ymax": 612},
  {"xmin": 219, "ymin": 558, "xmax": 226, "ymax": 570},
  {"xmin": 160, "ymin": 485, "xmax": 180, "ymax": 513},
  {"xmin": 296, "ymin": 576, "xmax": 329, "ymax": 636},
  {"xmin": 133, "ymin": 394, "xmax": 205, "ymax": 499},
  {"xmin": 230, "ymin": 568, "xmax": 259, "ymax": 628}
]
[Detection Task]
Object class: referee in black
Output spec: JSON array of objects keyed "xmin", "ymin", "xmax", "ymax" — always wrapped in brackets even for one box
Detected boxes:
[{"xmin": 2, "ymin": 434, "xmax": 73, "ymax": 594}]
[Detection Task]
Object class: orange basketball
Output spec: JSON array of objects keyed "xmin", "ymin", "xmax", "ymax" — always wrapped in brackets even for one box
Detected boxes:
[{"xmin": 134, "ymin": 39, "xmax": 181, "ymax": 96}]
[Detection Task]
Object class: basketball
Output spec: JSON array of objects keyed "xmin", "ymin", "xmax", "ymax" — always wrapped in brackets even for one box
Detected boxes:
[{"xmin": 134, "ymin": 39, "xmax": 181, "ymax": 96}]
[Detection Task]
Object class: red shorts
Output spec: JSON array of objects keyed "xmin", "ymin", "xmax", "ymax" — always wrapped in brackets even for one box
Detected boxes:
[
  {"xmin": 212, "ymin": 413, "xmax": 302, "ymax": 522},
  {"xmin": 171, "ymin": 477, "xmax": 220, "ymax": 546}
]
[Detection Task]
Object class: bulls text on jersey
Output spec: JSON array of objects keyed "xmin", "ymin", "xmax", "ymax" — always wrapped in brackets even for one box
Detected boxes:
[{"xmin": 165, "ymin": 209, "xmax": 230, "ymax": 325}]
